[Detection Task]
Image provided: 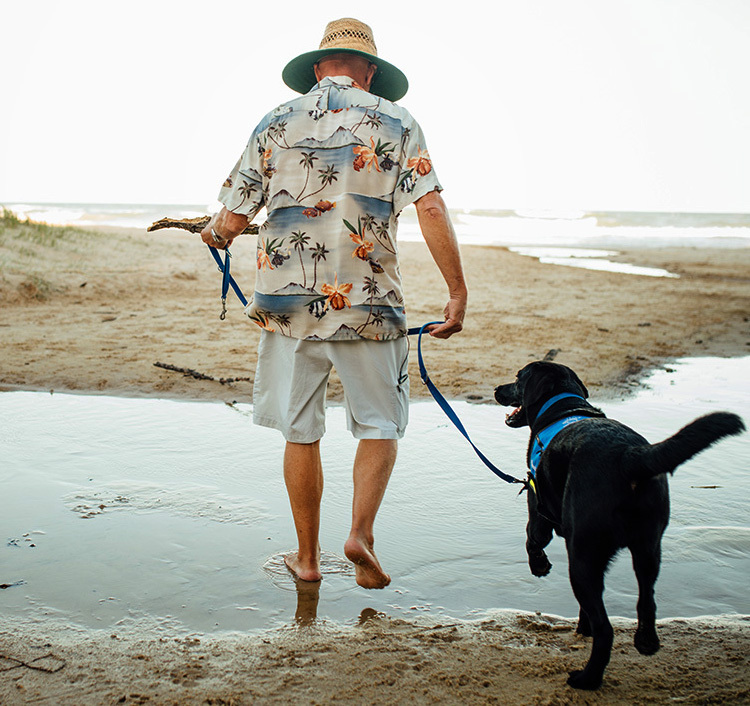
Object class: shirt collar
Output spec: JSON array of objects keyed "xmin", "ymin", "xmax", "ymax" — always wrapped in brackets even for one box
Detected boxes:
[{"xmin": 312, "ymin": 75, "xmax": 361, "ymax": 92}]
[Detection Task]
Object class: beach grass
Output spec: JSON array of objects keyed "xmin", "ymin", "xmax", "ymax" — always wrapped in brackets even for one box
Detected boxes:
[
  {"xmin": 0, "ymin": 208, "xmax": 98, "ymax": 300},
  {"xmin": 0, "ymin": 207, "xmax": 95, "ymax": 250}
]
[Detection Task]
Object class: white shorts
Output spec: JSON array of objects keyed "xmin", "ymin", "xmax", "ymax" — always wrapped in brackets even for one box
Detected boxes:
[{"xmin": 252, "ymin": 331, "xmax": 410, "ymax": 443}]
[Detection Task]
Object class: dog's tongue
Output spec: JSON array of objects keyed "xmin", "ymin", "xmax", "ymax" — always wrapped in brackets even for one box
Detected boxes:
[{"xmin": 506, "ymin": 406, "xmax": 522, "ymax": 422}]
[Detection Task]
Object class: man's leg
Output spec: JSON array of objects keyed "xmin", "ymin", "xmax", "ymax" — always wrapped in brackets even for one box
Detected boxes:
[
  {"xmin": 344, "ymin": 438, "xmax": 397, "ymax": 589},
  {"xmin": 283, "ymin": 440, "xmax": 324, "ymax": 582}
]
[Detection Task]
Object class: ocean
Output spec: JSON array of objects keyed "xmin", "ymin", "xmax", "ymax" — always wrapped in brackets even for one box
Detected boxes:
[{"xmin": 5, "ymin": 201, "xmax": 749, "ymax": 278}]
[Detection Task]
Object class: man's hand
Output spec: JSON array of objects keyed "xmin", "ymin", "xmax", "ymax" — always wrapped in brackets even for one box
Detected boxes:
[
  {"xmin": 200, "ymin": 224, "xmax": 233, "ymax": 250},
  {"xmin": 200, "ymin": 207, "xmax": 249, "ymax": 249},
  {"xmin": 428, "ymin": 295, "xmax": 466, "ymax": 338}
]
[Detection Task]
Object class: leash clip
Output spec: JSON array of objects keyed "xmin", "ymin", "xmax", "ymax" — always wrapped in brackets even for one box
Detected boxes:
[{"xmin": 220, "ymin": 297, "xmax": 227, "ymax": 320}]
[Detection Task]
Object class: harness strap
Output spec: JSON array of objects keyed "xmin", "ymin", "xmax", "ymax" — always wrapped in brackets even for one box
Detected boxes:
[
  {"xmin": 409, "ymin": 322, "xmax": 526, "ymax": 488},
  {"xmin": 534, "ymin": 392, "xmax": 585, "ymax": 423},
  {"xmin": 529, "ymin": 415, "xmax": 589, "ymax": 477}
]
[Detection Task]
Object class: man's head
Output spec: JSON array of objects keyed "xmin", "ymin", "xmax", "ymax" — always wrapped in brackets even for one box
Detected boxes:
[
  {"xmin": 282, "ymin": 18, "xmax": 408, "ymax": 102},
  {"xmin": 313, "ymin": 52, "xmax": 378, "ymax": 93}
]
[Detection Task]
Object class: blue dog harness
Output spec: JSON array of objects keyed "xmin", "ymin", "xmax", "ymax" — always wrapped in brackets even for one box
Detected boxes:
[{"xmin": 529, "ymin": 393, "xmax": 589, "ymax": 478}]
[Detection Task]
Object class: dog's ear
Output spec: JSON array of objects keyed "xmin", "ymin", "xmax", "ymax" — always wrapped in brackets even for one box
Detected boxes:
[
  {"xmin": 568, "ymin": 369, "xmax": 589, "ymax": 398},
  {"xmin": 523, "ymin": 363, "xmax": 557, "ymax": 409}
]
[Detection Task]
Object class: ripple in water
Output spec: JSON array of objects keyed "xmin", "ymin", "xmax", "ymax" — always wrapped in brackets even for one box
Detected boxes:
[
  {"xmin": 262, "ymin": 551, "xmax": 355, "ymax": 592},
  {"xmin": 63, "ymin": 481, "xmax": 270, "ymax": 525}
]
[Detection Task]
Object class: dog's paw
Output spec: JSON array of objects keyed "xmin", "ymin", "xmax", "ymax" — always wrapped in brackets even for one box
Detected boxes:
[
  {"xmin": 567, "ymin": 668, "xmax": 603, "ymax": 691},
  {"xmin": 634, "ymin": 627, "xmax": 660, "ymax": 655},
  {"xmin": 528, "ymin": 551, "xmax": 552, "ymax": 577}
]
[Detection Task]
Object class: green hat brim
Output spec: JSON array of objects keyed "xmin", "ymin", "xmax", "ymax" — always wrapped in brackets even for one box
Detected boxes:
[{"xmin": 282, "ymin": 48, "xmax": 408, "ymax": 102}]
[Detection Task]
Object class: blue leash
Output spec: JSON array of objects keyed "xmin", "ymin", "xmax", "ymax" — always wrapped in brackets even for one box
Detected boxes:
[
  {"xmin": 209, "ymin": 250, "xmax": 525, "ymax": 489},
  {"xmin": 408, "ymin": 322, "xmax": 527, "ymax": 488},
  {"xmin": 207, "ymin": 246, "xmax": 247, "ymax": 320}
]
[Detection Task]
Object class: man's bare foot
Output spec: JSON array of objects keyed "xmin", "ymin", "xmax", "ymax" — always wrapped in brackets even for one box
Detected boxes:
[
  {"xmin": 344, "ymin": 536, "xmax": 391, "ymax": 589},
  {"xmin": 283, "ymin": 551, "xmax": 322, "ymax": 582}
]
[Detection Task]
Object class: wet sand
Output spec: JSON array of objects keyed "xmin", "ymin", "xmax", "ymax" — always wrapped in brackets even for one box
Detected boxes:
[
  {"xmin": 1, "ymin": 217, "xmax": 750, "ymax": 703},
  {"xmin": 2, "ymin": 612, "xmax": 749, "ymax": 705}
]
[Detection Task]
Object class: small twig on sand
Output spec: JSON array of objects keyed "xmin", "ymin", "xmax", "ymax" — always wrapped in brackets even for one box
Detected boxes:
[
  {"xmin": 0, "ymin": 653, "xmax": 66, "ymax": 674},
  {"xmin": 147, "ymin": 216, "xmax": 259, "ymax": 235},
  {"xmin": 154, "ymin": 362, "xmax": 252, "ymax": 385}
]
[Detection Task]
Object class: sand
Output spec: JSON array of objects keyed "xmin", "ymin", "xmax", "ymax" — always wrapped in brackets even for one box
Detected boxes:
[
  {"xmin": 1, "ymin": 215, "xmax": 749, "ymax": 704},
  {"xmin": 1, "ymin": 220, "xmax": 748, "ymax": 405},
  {"xmin": 1, "ymin": 612, "xmax": 748, "ymax": 705}
]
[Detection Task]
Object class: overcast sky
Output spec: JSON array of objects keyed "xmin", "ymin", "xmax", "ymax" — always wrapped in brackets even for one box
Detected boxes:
[{"xmin": 2, "ymin": 0, "xmax": 749, "ymax": 212}]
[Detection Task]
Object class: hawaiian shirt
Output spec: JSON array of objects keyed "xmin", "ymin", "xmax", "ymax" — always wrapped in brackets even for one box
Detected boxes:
[{"xmin": 218, "ymin": 76, "xmax": 441, "ymax": 341}]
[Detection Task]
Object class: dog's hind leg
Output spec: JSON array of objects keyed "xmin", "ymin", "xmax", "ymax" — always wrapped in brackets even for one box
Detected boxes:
[
  {"xmin": 575, "ymin": 607, "xmax": 592, "ymax": 637},
  {"xmin": 631, "ymin": 540, "xmax": 662, "ymax": 655},
  {"xmin": 566, "ymin": 548, "xmax": 613, "ymax": 690},
  {"xmin": 526, "ymin": 490, "xmax": 554, "ymax": 576}
]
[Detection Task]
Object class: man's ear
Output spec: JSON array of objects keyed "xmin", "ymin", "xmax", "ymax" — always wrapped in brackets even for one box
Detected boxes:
[{"xmin": 365, "ymin": 62, "xmax": 378, "ymax": 90}]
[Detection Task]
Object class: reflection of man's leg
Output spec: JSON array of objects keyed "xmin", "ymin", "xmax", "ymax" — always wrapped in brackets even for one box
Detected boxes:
[
  {"xmin": 344, "ymin": 438, "xmax": 397, "ymax": 589},
  {"xmin": 283, "ymin": 440, "xmax": 324, "ymax": 582}
]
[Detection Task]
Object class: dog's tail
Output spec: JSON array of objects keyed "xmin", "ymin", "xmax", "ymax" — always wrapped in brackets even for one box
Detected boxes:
[{"xmin": 623, "ymin": 412, "xmax": 745, "ymax": 482}]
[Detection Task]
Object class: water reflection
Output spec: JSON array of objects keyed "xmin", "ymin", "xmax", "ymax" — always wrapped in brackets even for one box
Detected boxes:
[
  {"xmin": 509, "ymin": 246, "xmax": 679, "ymax": 277},
  {"xmin": 293, "ymin": 578, "xmax": 321, "ymax": 626}
]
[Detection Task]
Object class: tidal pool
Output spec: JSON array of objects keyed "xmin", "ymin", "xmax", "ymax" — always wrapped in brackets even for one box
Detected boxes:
[{"xmin": 1, "ymin": 357, "xmax": 747, "ymax": 634}]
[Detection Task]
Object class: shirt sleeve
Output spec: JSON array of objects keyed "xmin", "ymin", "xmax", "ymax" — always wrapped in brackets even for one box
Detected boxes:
[
  {"xmin": 392, "ymin": 114, "xmax": 442, "ymax": 217},
  {"xmin": 217, "ymin": 128, "xmax": 266, "ymax": 218}
]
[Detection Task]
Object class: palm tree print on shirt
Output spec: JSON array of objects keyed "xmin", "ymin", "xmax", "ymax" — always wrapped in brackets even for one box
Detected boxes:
[
  {"xmin": 357, "ymin": 275, "xmax": 381, "ymax": 334},
  {"xmin": 311, "ymin": 242, "xmax": 329, "ymax": 291},
  {"xmin": 289, "ymin": 230, "xmax": 310, "ymax": 288}
]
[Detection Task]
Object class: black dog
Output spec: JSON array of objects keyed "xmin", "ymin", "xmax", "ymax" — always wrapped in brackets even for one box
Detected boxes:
[{"xmin": 494, "ymin": 361, "xmax": 745, "ymax": 690}]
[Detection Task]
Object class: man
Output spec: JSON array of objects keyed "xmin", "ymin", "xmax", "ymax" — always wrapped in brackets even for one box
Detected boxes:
[{"xmin": 201, "ymin": 18, "xmax": 467, "ymax": 589}]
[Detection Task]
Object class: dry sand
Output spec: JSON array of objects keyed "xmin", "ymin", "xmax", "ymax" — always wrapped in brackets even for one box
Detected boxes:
[
  {"xmin": 1, "ymin": 217, "xmax": 749, "ymax": 704},
  {"xmin": 1, "ymin": 221, "xmax": 748, "ymax": 405}
]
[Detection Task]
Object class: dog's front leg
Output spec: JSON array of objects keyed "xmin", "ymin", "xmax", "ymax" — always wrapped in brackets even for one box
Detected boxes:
[{"xmin": 526, "ymin": 489, "xmax": 553, "ymax": 577}]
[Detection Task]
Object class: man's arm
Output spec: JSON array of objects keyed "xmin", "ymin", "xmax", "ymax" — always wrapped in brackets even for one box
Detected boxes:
[
  {"xmin": 414, "ymin": 189, "xmax": 467, "ymax": 339},
  {"xmin": 200, "ymin": 207, "xmax": 250, "ymax": 249}
]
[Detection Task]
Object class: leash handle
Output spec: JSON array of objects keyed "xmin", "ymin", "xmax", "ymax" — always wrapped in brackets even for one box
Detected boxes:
[
  {"xmin": 410, "ymin": 322, "xmax": 526, "ymax": 487},
  {"xmin": 207, "ymin": 245, "xmax": 249, "ymax": 317}
]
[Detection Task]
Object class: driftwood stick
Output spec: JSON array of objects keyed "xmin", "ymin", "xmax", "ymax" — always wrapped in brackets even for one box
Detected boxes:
[
  {"xmin": 147, "ymin": 216, "xmax": 259, "ymax": 236},
  {"xmin": 154, "ymin": 361, "xmax": 252, "ymax": 385}
]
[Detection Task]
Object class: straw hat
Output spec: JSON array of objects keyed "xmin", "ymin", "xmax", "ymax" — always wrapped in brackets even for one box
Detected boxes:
[{"xmin": 282, "ymin": 18, "xmax": 409, "ymax": 102}]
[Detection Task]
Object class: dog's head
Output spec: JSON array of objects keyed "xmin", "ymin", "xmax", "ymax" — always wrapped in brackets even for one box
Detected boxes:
[{"xmin": 494, "ymin": 361, "xmax": 589, "ymax": 428}]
